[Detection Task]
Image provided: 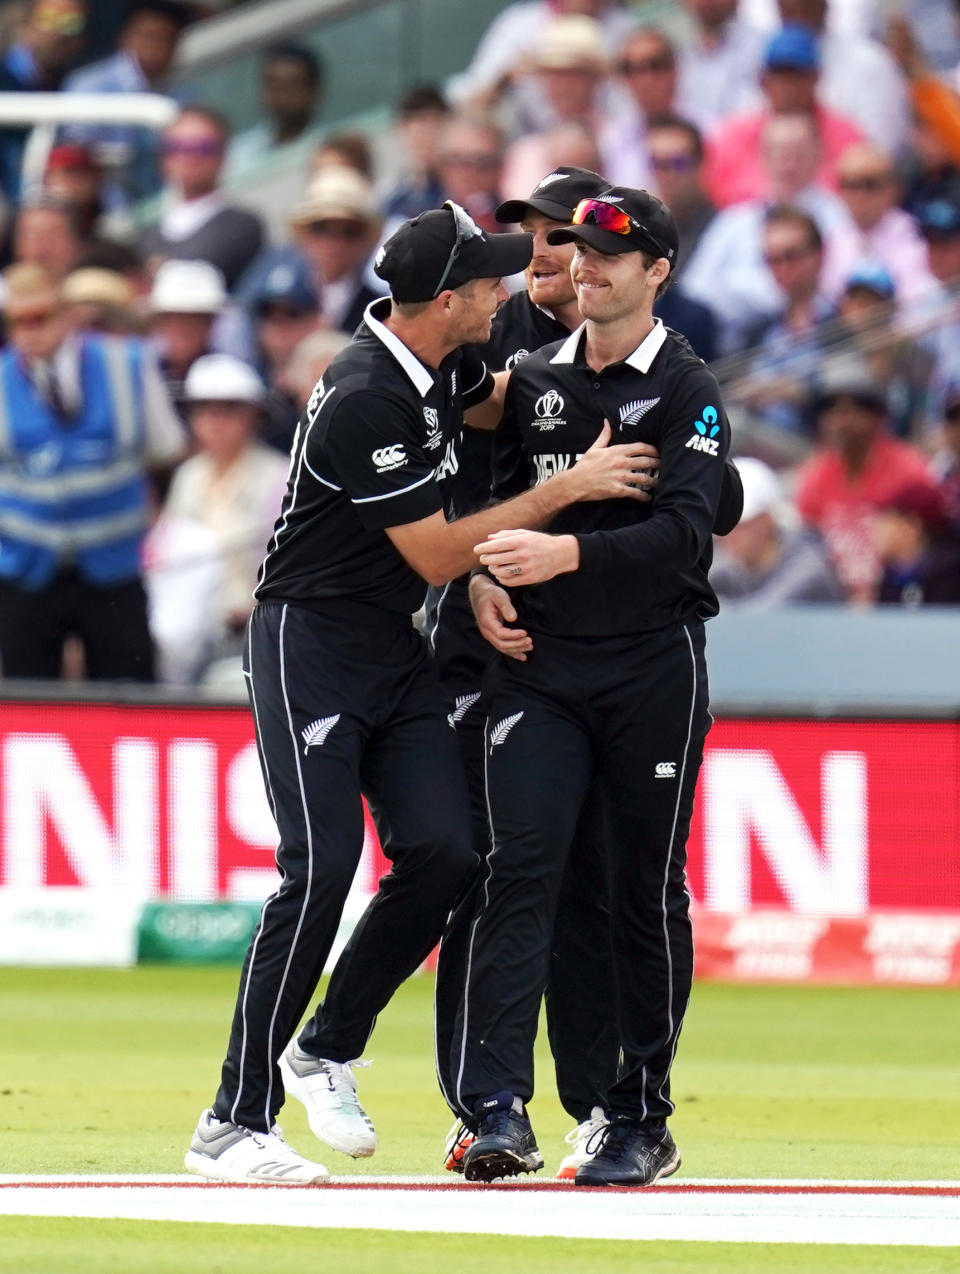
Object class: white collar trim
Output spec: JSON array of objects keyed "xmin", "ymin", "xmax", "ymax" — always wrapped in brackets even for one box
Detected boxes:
[
  {"xmin": 549, "ymin": 317, "xmax": 668, "ymax": 373},
  {"xmin": 364, "ymin": 299, "xmax": 434, "ymax": 398}
]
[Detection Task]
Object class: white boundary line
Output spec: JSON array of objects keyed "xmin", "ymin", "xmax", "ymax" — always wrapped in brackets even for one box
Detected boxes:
[{"xmin": 0, "ymin": 1177, "xmax": 958, "ymax": 1246}]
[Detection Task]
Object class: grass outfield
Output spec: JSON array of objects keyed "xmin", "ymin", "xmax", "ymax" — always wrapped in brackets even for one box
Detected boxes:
[{"xmin": 0, "ymin": 967, "xmax": 958, "ymax": 1270}]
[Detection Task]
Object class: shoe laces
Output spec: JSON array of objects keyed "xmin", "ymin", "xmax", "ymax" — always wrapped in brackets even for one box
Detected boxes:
[
  {"xmin": 321, "ymin": 1057, "xmax": 372, "ymax": 1097},
  {"xmin": 565, "ymin": 1106, "xmax": 607, "ymax": 1152},
  {"xmin": 445, "ymin": 1120, "xmax": 474, "ymax": 1155}
]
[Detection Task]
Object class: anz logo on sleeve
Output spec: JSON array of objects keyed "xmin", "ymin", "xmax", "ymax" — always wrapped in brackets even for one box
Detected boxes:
[{"xmin": 684, "ymin": 405, "xmax": 721, "ymax": 456}]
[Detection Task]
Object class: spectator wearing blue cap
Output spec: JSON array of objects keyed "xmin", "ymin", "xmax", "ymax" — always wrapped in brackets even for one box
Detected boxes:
[
  {"xmin": 821, "ymin": 142, "xmax": 935, "ymax": 305},
  {"xmin": 833, "ymin": 265, "xmax": 933, "ymax": 442},
  {"xmin": 250, "ymin": 261, "xmax": 322, "ymax": 454},
  {"xmin": 905, "ymin": 194, "xmax": 960, "ymax": 431},
  {"xmin": 704, "ymin": 24, "xmax": 864, "ymax": 208}
]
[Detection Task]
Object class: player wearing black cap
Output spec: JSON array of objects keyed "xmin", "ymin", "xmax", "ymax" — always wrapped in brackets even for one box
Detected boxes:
[
  {"xmin": 435, "ymin": 172, "xmax": 742, "ymax": 1179},
  {"xmin": 184, "ymin": 202, "xmax": 658, "ymax": 1185},
  {"xmin": 453, "ymin": 187, "xmax": 729, "ymax": 1187}
]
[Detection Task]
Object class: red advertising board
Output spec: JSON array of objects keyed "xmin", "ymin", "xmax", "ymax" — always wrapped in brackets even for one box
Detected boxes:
[{"xmin": 0, "ymin": 702, "xmax": 958, "ymax": 981}]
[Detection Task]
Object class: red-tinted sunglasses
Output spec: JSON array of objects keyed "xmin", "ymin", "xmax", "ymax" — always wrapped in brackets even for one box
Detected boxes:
[
  {"xmin": 571, "ymin": 198, "xmax": 638, "ymax": 236},
  {"xmin": 571, "ymin": 198, "xmax": 671, "ymax": 259}
]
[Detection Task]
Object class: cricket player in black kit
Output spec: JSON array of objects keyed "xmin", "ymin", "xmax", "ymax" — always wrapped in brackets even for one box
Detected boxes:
[
  {"xmin": 184, "ymin": 201, "xmax": 658, "ymax": 1185},
  {"xmin": 435, "ymin": 170, "xmax": 743, "ymax": 1177},
  {"xmin": 455, "ymin": 187, "xmax": 728, "ymax": 1187}
]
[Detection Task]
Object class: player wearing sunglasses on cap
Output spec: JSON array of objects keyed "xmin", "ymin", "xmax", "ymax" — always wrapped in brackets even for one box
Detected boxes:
[
  {"xmin": 451, "ymin": 186, "xmax": 732, "ymax": 1187},
  {"xmin": 185, "ymin": 201, "xmax": 659, "ymax": 1186},
  {"xmin": 432, "ymin": 171, "xmax": 743, "ymax": 1180}
]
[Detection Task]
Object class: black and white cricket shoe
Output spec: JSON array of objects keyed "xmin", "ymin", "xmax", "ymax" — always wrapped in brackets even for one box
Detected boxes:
[
  {"xmin": 184, "ymin": 1109, "xmax": 329, "ymax": 1184},
  {"xmin": 574, "ymin": 1119, "xmax": 680, "ymax": 1187},
  {"xmin": 462, "ymin": 1092, "xmax": 544, "ymax": 1182}
]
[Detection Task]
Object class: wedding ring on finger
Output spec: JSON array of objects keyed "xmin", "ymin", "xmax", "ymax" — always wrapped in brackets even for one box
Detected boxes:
[{"xmin": 510, "ymin": 566, "xmax": 523, "ymax": 576}]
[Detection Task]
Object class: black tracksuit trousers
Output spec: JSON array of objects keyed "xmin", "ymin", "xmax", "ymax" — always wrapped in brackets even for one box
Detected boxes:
[
  {"xmin": 431, "ymin": 580, "xmax": 620, "ymax": 1123},
  {"xmin": 214, "ymin": 601, "xmax": 477, "ymax": 1132},
  {"xmin": 452, "ymin": 621, "xmax": 710, "ymax": 1126}
]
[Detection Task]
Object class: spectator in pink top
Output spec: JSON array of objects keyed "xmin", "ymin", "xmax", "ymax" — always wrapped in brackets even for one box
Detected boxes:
[
  {"xmin": 794, "ymin": 365, "xmax": 933, "ymax": 602},
  {"xmin": 821, "ymin": 142, "xmax": 936, "ymax": 305},
  {"xmin": 704, "ymin": 25, "xmax": 863, "ymax": 208}
]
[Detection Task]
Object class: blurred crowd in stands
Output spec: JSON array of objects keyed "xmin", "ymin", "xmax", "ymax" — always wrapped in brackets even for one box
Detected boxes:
[{"xmin": 1, "ymin": 0, "xmax": 960, "ymax": 688}]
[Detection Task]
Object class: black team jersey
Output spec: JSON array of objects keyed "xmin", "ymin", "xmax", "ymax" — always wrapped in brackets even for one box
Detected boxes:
[
  {"xmin": 456, "ymin": 291, "xmax": 570, "ymax": 514},
  {"xmin": 492, "ymin": 318, "xmax": 730, "ymax": 637},
  {"xmin": 255, "ymin": 298, "xmax": 492, "ymax": 617}
]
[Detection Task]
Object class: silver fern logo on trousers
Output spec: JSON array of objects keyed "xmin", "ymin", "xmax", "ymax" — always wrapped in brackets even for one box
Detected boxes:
[
  {"xmin": 301, "ymin": 714, "xmax": 340, "ymax": 753},
  {"xmin": 448, "ymin": 692, "xmax": 481, "ymax": 729},
  {"xmin": 489, "ymin": 711, "xmax": 524, "ymax": 751}
]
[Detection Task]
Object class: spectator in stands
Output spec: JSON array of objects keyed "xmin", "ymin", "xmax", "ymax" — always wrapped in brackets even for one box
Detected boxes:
[
  {"xmin": 710, "ymin": 457, "xmax": 843, "ymax": 604},
  {"xmin": 381, "ymin": 85, "xmax": 449, "ymax": 221},
  {"xmin": 704, "ymin": 25, "xmax": 864, "ymax": 209},
  {"xmin": 289, "ymin": 165, "xmax": 381, "ymax": 333},
  {"xmin": 164, "ymin": 354, "xmax": 288, "ymax": 671},
  {"xmin": 930, "ymin": 387, "xmax": 960, "ymax": 525},
  {"xmin": 41, "ymin": 142, "xmax": 106, "ymax": 236},
  {"xmin": 675, "ymin": 0, "xmax": 766, "ymax": 135},
  {"xmin": 0, "ymin": 262, "xmax": 183, "ymax": 681},
  {"xmin": 645, "ymin": 113, "xmax": 716, "ymax": 279},
  {"xmin": 684, "ymin": 111, "xmax": 850, "ymax": 352},
  {"xmin": 143, "ymin": 470, "xmax": 225, "ymax": 686},
  {"xmin": 310, "ymin": 131, "xmax": 374, "ymax": 181},
  {"xmin": 739, "ymin": 205, "xmax": 835, "ymax": 444},
  {"xmin": 62, "ymin": 0, "xmax": 192, "ymax": 208},
  {"xmin": 141, "ymin": 107, "xmax": 265, "ymax": 291},
  {"xmin": 434, "ymin": 113, "xmax": 505, "ymax": 234},
  {"xmin": 148, "ymin": 258, "xmax": 230, "ymax": 420},
  {"xmin": 900, "ymin": 111, "xmax": 960, "ymax": 219},
  {"xmin": 248, "ymin": 259, "xmax": 321, "ymax": 453},
  {"xmin": 0, "ymin": 0, "xmax": 88, "ymax": 201},
  {"xmin": 499, "ymin": 17, "xmax": 612, "ymax": 202},
  {"xmin": 909, "ymin": 196, "xmax": 960, "ymax": 425},
  {"xmin": 873, "ymin": 480, "xmax": 960, "ymax": 606},
  {"xmin": 599, "ymin": 26, "xmax": 678, "ymax": 188},
  {"xmin": 448, "ymin": 0, "xmax": 636, "ymax": 127},
  {"xmin": 830, "ymin": 264, "xmax": 933, "ymax": 442},
  {"xmin": 778, "ymin": 0, "xmax": 908, "ymax": 153},
  {"xmin": 61, "ymin": 265, "xmax": 140, "ymax": 334},
  {"xmin": 283, "ymin": 327, "xmax": 351, "ymax": 411},
  {"xmin": 794, "ymin": 365, "xmax": 932, "ymax": 602},
  {"xmin": 12, "ymin": 192, "xmax": 85, "ymax": 280},
  {"xmin": 889, "ymin": 12, "xmax": 960, "ymax": 189},
  {"xmin": 226, "ymin": 43, "xmax": 325, "ymax": 179},
  {"xmin": 821, "ymin": 142, "xmax": 935, "ymax": 305}
]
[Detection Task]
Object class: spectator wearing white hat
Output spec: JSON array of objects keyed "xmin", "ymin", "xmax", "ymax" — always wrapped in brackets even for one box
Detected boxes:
[
  {"xmin": 289, "ymin": 165, "xmax": 383, "ymax": 333},
  {"xmin": 148, "ymin": 259, "xmax": 254, "ymax": 418},
  {"xmin": 710, "ymin": 457, "xmax": 843, "ymax": 604},
  {"xmin": 163, "ymin": 354, "xmax": 288, "ymax": 670}
]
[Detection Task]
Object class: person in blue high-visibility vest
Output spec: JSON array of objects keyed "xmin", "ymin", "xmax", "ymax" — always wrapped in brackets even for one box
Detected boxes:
[{"xmin": 0, "ymin": 262, "xmax": 185, "ymax": 680}]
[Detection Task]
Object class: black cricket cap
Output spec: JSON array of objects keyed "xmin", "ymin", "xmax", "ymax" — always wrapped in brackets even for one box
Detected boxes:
[
  {"xmin": 374, "ymin": 202, "xmax": 532, "ymax": 303},
  {"xmin": 547, "ymin": 186, "xmax": 679, "ymax": 267},
  {"xmin": 495, "ymin": 166, "xmax": 610, "ymax": 225}
]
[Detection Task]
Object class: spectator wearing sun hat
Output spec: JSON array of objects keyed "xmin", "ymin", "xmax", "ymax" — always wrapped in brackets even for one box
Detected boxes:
[
  {"xmin": 703, "ymin": 25, "xmax": 864, "ymax": 209},
  {"xmin": 164, "ymin": 353, "xmax": 289, "ymax": 662},
  {"xmin": 288, "ymin": 165, "xmax": 383, "ymax": 333}
]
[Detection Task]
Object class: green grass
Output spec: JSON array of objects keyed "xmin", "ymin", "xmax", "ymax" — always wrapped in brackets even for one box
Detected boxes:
[{"xmin": 0, "ymin": 967, "xmax": 958, "ymax": 1271}]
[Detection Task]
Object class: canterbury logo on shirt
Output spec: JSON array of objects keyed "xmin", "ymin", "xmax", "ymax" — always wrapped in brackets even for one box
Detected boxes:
[{"xmin": 371, "ymin": 444, "xmax": 407, "ymax": 472}]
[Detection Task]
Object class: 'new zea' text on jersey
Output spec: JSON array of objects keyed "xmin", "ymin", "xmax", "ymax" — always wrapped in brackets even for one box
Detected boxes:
[{"xmin": 494, "ymin": 318, "xmax": 730, "ymax": 637}]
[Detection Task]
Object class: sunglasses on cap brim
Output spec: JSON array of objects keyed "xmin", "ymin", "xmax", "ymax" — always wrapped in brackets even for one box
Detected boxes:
[
  {"xmin": 433, "ymin": 200, "xmax": 481, "ymax": 298},
  {"xmin": 570, "ymin": 198, "xmax": 671, "ymax": 259}
]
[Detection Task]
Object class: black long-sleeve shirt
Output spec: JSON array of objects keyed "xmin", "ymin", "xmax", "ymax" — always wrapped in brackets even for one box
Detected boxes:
[{"xmin": 492, "ymin": 318, "xmax": 731, "ymax": 638}]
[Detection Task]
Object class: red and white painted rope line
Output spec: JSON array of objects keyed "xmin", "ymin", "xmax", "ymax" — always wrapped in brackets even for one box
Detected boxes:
[{"xmin": 1, "ymin": 1176, "xmax": 958, "ymax": 1245}]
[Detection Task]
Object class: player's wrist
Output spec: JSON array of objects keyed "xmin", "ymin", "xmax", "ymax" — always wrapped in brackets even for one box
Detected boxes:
[{"xmin": 553, "ymin": 534, "xmax": 580, "ymax": 575}]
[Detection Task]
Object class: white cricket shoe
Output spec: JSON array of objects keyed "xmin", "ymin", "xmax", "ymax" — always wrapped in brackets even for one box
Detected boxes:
[
  {"xmin": 279, "ymin": 1040, "xmax": 377, "ymax": 1158},
  {"xmin": 185, "ymin": 1108, "xmax": 329, "ymax": 1184},
  {"xmin": 556, "ymin": 1105, "xmax": 608, "ymax": 1180}
]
